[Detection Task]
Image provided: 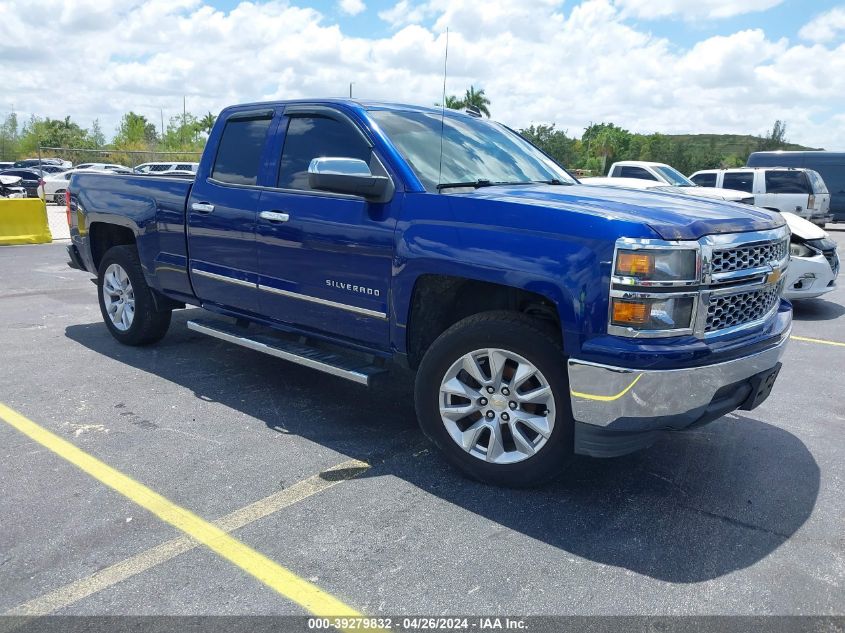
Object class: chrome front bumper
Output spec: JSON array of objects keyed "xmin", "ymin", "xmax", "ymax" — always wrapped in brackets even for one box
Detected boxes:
[{"xmin": 568, "ymin": 329, "xmax": 791, "ymax": 430}]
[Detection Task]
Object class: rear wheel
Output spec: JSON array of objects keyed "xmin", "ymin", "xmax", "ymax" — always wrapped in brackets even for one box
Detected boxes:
[
  {"xmin": 97, "ymin": 245, "xmax": 171, "ymax": 345},
  {"xmin": 53, "ymin": 189, "xmax": 65, "ymax": 205},
  {"xmin": 415, "ymin": 311, "xmax": 573, "ymax": 487}
]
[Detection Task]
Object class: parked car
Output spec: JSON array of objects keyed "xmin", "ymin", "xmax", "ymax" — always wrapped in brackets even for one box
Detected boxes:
[
  {"xmin": 65, "ymin": 99, "xmax": 791, "ymax": 486},
  {"xmin": 606, "ymin": 161, "xmax": 756, "ymax": 203},
  {"xmin": 0, "ymin": 161, "xmax": 14, "ymax": 170},
  {"xmin": 0, "ymin": 168, "xmax": 45, "ymax": 199},
  {"xmin": 747, "ymin": 151, "xmax": 845, "ymax": 224},
  {"xmin": 0, "ymin": 174, "xmax": 27, "ymax": 198},
  {"xmin": 38, "ymin": 164, "xmax": 69, "ymax": 174},
  {"xmin": 780, "ymin": 212, "xmax": 839, "ymax": 299},
  {"xmin": 44, "ymin": 168, "xmax": 104, "ymax": 203},
  {"xmin": 76, "ymin": 163, "xmax": 132, "ymax": 173},
  {"xmin": 134, "ymin": 162, "xmax": 199, "ymax": 174},
  {"xmin": 689, "ymin": 167, "xmax": 831, "ymax": 226},
  {"xmin": 12, "ymin": 158, "xmax": 71, "ymax": 169},
  {"xmin": 581, "ymin": 176, "xmax": 755, "ymax": 204},
  {"xmin": 582, "ymin": 176, "xmax": 837, "ymax": 301}
]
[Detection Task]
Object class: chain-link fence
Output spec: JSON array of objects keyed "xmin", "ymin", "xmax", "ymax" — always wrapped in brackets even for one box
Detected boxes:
[{"xmin": 32, "ymin": 146, "xmax": 202, "ymax": 170}]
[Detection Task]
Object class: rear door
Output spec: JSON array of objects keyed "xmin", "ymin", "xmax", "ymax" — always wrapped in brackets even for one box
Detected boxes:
[
  {"xmin": 254, "ymin": 105, "xmax": 397, "ymax": 350},
  {"xmin": 759, "ymin": 169, "xmax": 813, "ymax": 218},
  {"xmin": 187, "ymin": 108, "xmax": 277, "ymax": 314}
]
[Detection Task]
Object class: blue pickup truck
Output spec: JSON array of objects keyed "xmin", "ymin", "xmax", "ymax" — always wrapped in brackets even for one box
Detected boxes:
[{"xmin": 66, "ymin": 100, "xmax": 792, "ymax": 486}]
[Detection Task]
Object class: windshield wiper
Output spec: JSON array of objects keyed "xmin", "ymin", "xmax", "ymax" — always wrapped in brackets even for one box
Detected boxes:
[
  {"xmin": 437, "ymin": 179, "xmax": 558, "ymax": 191},
  {"xmin": 533, "ymin": 179, "xmax": 571, "ymax": 185},
  {"xmin": 436, "ymin": 180, "xmax": 494, "ymax": 190}
]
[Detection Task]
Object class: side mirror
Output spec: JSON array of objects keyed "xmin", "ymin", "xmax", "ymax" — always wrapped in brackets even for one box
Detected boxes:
[{"xmin": 308, "ymin": 157, "xmax": 392, "ymax": 202}]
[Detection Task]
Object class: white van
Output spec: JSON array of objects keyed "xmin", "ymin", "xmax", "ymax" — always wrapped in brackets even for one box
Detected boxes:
[{"xmin": 689, "ymin": 167, "xmax": 831, "ymax": 226}]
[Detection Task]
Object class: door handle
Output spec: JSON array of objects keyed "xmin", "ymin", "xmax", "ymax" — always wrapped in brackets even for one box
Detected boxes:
[
  {"xmin": 259, "ymin": 211, "xmax": 290, "ymax": 223},
  {"xmin": 191, "ymin": 202, "xmax": 215, "ymax": 214}
]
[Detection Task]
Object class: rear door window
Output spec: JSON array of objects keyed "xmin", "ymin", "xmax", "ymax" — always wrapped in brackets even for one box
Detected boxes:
[
  {"xmin": 619, "ymin": 166, "xmax": 658, "ymax": 180},
  {"xmin": 765, "ymin": 170, "xmax": 811, "ymax": 194},
  {"xmin": 277, "ymin": 115, "xmax": 371, "ymax": 191},
  {"xmin": 691, "ymin": 172, "xmax": 716, "ymax": 187},
  {"xmin": 212, "ymin": 115, "xmax": 273, "ymax": 185},
  {"xmin": 722, "ymin": 172, "xmax": 754, "ymax": 193}
]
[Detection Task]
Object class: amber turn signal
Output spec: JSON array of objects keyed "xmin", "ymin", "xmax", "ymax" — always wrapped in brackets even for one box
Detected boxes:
[
  {"xmin": 616, "ymin": 251, "xmax": 654, "ymax": 276},
  {"xmin": 612, "ymin": 300, "xmax": 651, "ymax": 325}
]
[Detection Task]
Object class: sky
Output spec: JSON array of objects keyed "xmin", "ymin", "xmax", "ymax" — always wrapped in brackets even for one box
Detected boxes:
[{"xmin": 1, "ymin": 0, "xmax": 844, "ymax": 148}]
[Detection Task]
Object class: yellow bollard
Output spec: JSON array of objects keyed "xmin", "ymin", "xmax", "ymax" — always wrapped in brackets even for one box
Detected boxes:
[{"xmin": 0, "ymin": 198, "xmax": 53, "ymax": 245}]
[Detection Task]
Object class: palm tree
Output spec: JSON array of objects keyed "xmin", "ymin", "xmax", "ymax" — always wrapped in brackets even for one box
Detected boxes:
[
  {"xmin": 445, "ymin": 95, "xmax": 464, "ymax": 110},
  {"xmin": 199, "ymin": 112, "xmax": 217, "ymax": 135},
  {"xmin": 463, "ymin": 85, "xmax": 491, "ymax": 117}
]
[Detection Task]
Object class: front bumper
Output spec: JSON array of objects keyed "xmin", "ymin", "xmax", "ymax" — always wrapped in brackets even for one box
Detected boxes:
[
  {"xmin": 568, "ymin": 318, "xmax": 791, "ymax": 456},
  {"xmin": 783, "ymin": 253, "xmax": 837, "ymax": 299}
]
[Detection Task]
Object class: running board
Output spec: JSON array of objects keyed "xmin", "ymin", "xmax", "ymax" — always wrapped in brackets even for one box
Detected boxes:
[{"xmin": 186, "ymin": 319, "xmax": 388, "ymax": 387}]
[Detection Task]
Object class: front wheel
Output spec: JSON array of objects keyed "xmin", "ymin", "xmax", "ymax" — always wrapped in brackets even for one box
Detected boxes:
[
  {"xmin": 414, "ymin": 311, "xmax": 574, "ymax": 487},
  {"xmin": 97, "ymin": 245, "xmax": 171, "ymax": 345}
]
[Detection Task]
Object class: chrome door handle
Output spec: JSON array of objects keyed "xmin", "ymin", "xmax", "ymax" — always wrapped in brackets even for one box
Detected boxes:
[
  {"xmin": 259, "ymin": 211, "xmax": 290, "ymax": 223},
  {"xmin": 191, "ymin": 202, "xmax": 215, "ymax": 214}
]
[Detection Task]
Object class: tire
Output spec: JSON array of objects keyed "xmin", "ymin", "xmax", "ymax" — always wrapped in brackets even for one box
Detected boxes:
[
  {"xmin": 53, "ymin": 189, "xmax": 65, "ymax": 205},
  {"xmin": 97, "ymin": 245, "xmax": 171, "ymax": 346},
  {"xmin": 414, "ymin": 311, "xmax": 574, "ymax": 487}
]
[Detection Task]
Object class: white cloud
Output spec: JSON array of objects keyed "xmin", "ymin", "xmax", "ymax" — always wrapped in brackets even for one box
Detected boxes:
[
  {"xmin": 338, "ymin": 0, "xmax": 366, "ymax": 16},
  {"xmin": 799, "ymin": 6, "xmax": 845, "ymax": 43},
  {"xmin": 0, "ymin": 0, "xmax": 843, "ymax": 152},
  {"xmin": 614, "ymin": 0, "xmax": 784, "ymax": 20}
]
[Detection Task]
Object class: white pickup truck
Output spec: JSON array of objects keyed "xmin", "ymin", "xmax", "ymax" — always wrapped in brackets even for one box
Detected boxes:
[{"xmin": 606, "ymin": 161, "xmax": 755, "ymax": 204}]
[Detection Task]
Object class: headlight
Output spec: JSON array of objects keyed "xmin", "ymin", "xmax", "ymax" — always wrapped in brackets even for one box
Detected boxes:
[
  {"xmin": 611, "ymin": 296, "xmax": 695, "ymax": 330},
  {"xmin": 614, "ymin": 249, "xmax": 697, "ymax": 283},
  {"xmin": 790, "ymin": 242, "xmax": 813, "ymax": 258}
]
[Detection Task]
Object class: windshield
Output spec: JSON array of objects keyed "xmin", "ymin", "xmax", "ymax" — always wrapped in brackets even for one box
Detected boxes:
[
  {"xmin": 654, "ymin": 165, "xmax": 695, "ymax": 187},
  {"xmin": 806, "ymin": 169, "xmax": 829, "ymax": 194},
  {"xmin": 368, "ymin": 109, "xmax": 576, "ymax": 191}
]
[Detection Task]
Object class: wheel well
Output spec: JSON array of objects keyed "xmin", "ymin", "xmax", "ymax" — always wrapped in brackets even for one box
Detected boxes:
[
  {"xmin": 406, "ymin": 275, "xmax": 561, "ymax": 368},
  {"xmin": 89, "ymin": 223, "xmax": 136, "ymax": 270}
]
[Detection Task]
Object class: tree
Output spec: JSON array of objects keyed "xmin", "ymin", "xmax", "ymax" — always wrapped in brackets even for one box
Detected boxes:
[
  {"xmin": 463, "ymin": 85, "xmax": 491, "ymax": 117},
  {"xmin": 113, "ymin": 112, "xmax": 158, "ymax": 148},
  {"xmin": 519, "ymin": 123, "xmax": 577, "ymax": 168},
  {"xmin": 759, "ymin": 120, "xmax": 788, "ymax": 151},
  {"xmin": 0, "ymin": 112, "xmax": 18, "ymax": 160},
  {"xmin": 199, "ymin": 112, "xmax": 217, "ymax": 135},
  {"xmin": 89, "ymin": 119, "xmax": 106, "ymax": 148}
]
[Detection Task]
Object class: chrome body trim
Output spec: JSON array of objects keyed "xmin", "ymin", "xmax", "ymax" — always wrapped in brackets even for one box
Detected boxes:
[
  {"xmin": 191, "ymin": 268, "xmax": 256, "ymax": 288},
  {"xmin": 568, "ymin": 323, "xmax": 791, "ymax": 428},
  {"xmin": 190, "ymin": 267, "xmax": 388, "ymax": 320},
  {"xmin": 258, "ymin": 284, "xmax": 388, "ymax": 320},
  {"xmin": 186, "ymin": 320, "xmax": 378, "ymax": 386},
  {"xmin": 258, "ymin": 210, "xmax": 290, "ymax": 222}
]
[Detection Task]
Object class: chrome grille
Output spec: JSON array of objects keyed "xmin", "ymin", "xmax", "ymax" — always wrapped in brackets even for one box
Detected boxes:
[
  {"xmin": 705, "ymin": 281, "xmax": 783, "ymax": 333},
  {"xmin": 710, "ymin": 239, "xmax": 788, "ymax": 275}
]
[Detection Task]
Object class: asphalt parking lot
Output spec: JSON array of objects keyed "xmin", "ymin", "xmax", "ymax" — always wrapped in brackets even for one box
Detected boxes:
[{"xmin": 1, "ymin": 226, "xmax": 844, "ymax": 622}]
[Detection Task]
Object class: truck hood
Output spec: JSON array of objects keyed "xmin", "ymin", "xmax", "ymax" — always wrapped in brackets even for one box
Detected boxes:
[{"xmin": 459, "ymin": 184, "xmax": 784, "ymax": 241}]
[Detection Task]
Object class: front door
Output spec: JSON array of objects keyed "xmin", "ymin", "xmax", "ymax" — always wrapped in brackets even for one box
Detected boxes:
[
  {"xmin": 255, "ymin": 107, "xmax": 396, "ymax": 350},
  {"xmin": 187, "ymin": 109, "xmax": 276, "ymax": 314}
]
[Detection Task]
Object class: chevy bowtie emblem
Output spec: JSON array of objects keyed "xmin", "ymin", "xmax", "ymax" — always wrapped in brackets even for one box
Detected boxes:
[{"xmin": 766, "ymin": 268, "xmax": 782, "ymax": 284}]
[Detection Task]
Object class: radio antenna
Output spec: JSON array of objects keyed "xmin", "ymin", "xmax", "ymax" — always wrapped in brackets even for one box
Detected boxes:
[{"xmin": 437, "ymin": 27, "xmax": 449, "ymax": 190}]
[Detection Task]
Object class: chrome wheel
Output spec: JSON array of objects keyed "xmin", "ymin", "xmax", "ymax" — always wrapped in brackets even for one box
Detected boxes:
[
  {"xmin": 438, "ymin": 348, "xmax": 556, "ymax": 465},
  {"xmin": 102, "ymin": 263, "xmax": 135, "ymax": 331}
]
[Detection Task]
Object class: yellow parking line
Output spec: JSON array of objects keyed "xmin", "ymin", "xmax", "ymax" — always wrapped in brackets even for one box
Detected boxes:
[
  {"xmin": 791, "ymin": 335, "xmax": 845, "ymax": 348},
  {"xmin": 5, "ymin": 459, "xmax": 369, "ymax": 617},
  {"xmin": 0, "ymin": 402, "xmax": 362, "ymax": 619}
]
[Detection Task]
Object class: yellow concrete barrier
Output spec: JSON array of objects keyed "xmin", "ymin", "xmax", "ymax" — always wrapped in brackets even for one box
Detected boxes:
[{"xmin": 0, "ymin": 198, "xmax": 53, "ymax": 245}]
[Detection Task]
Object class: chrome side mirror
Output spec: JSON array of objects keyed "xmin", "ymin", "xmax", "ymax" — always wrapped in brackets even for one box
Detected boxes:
[{"xmin": 307, "ymin": 157, "xmax": 392, "ymax": 202}]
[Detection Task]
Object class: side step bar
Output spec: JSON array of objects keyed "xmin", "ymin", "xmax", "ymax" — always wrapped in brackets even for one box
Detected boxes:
[{"xmin": 187, "ymin": 318, "xmax": 388, "ymax": 387}]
